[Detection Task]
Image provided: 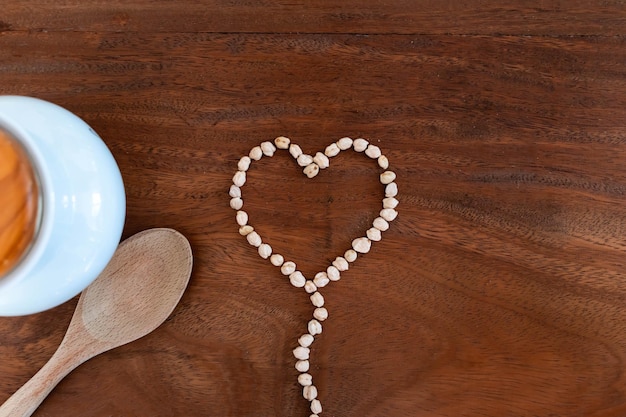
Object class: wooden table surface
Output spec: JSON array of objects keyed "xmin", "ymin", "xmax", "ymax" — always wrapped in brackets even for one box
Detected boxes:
[{"xmin": 2, "ymin": 2, "xmax": 626, "ymax": 416}]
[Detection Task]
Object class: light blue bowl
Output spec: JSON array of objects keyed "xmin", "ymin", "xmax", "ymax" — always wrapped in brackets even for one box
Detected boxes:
[{"xmin": 0, "ymin": 96, "xmax": 126, "ymax": 316}]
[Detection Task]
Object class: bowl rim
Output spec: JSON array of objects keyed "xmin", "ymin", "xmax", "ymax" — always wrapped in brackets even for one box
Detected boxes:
[
  {"xmin": 0, "ymin": 116, "xmax": 54, "ymax": 291},
  {"xmin": 0, "ymin": 95, "xmax": 126, "ymax": 316}
]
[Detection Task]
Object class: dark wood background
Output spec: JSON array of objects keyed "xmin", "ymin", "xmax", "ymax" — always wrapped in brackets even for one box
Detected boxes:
[{"xmin": 2, "ymin": 2, "xmax": 626, "ymax": 416}]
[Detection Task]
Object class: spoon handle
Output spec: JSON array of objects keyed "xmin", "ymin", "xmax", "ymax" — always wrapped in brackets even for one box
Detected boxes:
[{"xmin": 0, "ymin": 345, "xmax": 85, "ymax": 417}]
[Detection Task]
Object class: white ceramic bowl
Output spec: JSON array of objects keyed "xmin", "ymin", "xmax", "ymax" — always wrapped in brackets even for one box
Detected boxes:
[{"xmin": 0, "ymin": 96, "xmax": 126, "ymax": 316}]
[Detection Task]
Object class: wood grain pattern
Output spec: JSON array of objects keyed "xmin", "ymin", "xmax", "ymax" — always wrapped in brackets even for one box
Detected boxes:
[
  {"xmin": 2, "ymin": 1, "xmax": 626, "ymax": 35},
  {"xmin": 1, "ymin": 2, "xmax": 626, "ymax": 416}
]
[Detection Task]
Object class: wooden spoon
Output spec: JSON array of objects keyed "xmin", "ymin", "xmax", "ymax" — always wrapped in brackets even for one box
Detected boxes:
[{"xmin": 0, "ymin": 227, "xmax": 193, "ymax": 417}]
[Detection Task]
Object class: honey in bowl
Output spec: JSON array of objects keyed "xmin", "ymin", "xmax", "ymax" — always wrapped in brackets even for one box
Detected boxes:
[{"xmin": 0, "ymin": 127, "xmax": 40, "ymax": 278}]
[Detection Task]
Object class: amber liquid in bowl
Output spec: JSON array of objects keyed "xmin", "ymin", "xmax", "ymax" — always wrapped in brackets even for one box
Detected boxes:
[{"xmin": 0, "ymin": 128, "xmax": 40, "ymax": 278}]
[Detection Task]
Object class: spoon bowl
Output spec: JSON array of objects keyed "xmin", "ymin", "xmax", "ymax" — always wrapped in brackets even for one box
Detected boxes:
[{"xmin": 0, "ymin": 228, "xmax": 193, "ymax": 417}]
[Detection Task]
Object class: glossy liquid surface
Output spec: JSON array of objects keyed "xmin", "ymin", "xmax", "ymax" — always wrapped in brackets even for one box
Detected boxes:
[{"xmin": 0, "ymin": 128, "xmax": 40, "ymax": 277}]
